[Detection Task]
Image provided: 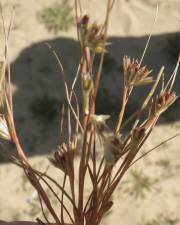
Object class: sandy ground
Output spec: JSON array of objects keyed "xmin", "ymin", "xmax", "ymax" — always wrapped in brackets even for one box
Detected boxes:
[{"xmin": 0, "ymin": 0, "xmax": 180, "ymax": 224}]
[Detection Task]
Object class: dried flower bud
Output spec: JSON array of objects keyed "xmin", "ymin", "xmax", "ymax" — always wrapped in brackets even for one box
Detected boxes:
[
  {"xmin": 0, "ymin": 115, "xmax": 11, "ymax": 141},
  {"xmin": 90, "ymin": 114, "xmax": 123, "ymax": 166},
  {"xmin": 88, "ymin": 23, "xmax": 99, "ymax": 39},
  {"xmin": 128, "ymin": 127, "xmax": 147, "ymax": 153},
  {"xmin": 78, "ymin": 14, "xmax": 106, "ymax": 53},
  {"xmin": 87, "ymin": 23, "xmax": 106, "ymax": 53},
  {"xmin": 123, "ymin": 56, "xmax": 153, "ymax": 87},
  {"xmin": 81, "ymin": 15, "xmax": 89, "ymax": 26},
  {"xmin": 78, "ymin": 15, "xmax": 89, "ymax": 47},
  {"xmin": 103, "ymin": 134, "xmax": 123, "ymax": 166},
  {"xmin": 132, "ymin": 127, "xmax": 146, "ymax": 144},
  {"xmin": 152, "ymin": 92, "xmax": 177, "ymax": 116},
  {"xmin": 49, "ymin": 143, "xmax": 69, "ymax": 173}
]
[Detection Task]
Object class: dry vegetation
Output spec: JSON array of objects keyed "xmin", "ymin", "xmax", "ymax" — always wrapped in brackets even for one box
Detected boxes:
[{"xmin": 0, "ymin": 1, "xmax": 180, "ymax": 225}]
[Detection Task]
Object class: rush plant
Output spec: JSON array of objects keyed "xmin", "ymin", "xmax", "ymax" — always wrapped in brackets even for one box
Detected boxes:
[{"xmin": 0, "ymin": 1, "xmax": 180, "ymax": 225}]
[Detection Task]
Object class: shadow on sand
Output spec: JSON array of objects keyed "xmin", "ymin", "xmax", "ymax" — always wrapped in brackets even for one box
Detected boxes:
[{"xmin": 0, "ymin": 31, "xmax": 180, "ymax": 160}]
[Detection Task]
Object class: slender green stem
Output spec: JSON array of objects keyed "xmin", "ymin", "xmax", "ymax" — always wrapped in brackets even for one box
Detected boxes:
[{"xmin": 115, "ymin": 86, "xmax": 128, "ymax": 134}]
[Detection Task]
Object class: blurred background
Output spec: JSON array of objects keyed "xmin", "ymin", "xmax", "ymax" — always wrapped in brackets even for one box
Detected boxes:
[{"xmin": 0, "ymin": 0, "xmax": 180, "ymax": 224}]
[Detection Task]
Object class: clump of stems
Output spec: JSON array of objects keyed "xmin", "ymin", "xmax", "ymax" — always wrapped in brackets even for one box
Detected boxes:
[{"xmin": 0, "ymin": 1, "xmax": 180, "ymax": 225}]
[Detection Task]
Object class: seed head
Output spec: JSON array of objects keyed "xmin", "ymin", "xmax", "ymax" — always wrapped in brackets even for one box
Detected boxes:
[
  {"xmin": 80, "ymin": 15, "xmax": 89, "ymax": 26},
  {"xmin": 78, "ymin": 14, "xmax": 106, "ymax": 53},
  {"xmin": 154, "ymin": 92, "xmax": 177, "ymax": 116},
  {"xmin": 49, "ymin": 143, "xmax": 69, "ymax": 173},
  {"xmin": 132, "ymin": 127, "xmax": 146, "ymax": 145},
  {"xmin": 123, "ymin": 56, "xmax": 153, "ymax": 87},
  {"xmin": 103, "ymin": 134, "xmax": 123, "ymax": 166}
]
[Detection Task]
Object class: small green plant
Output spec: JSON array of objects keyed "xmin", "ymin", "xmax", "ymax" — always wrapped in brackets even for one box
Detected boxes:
[
  {"xmin": 156, "ymin": 159, "xmax": 170, "ymax": 168},
  {"xmin": 146, "ymin": 216, "xmax": 178, "ymax": 225},
  {"xmin": 37, "ymin": 1, "xmax": 74, "ymax": 33},
  {"xmin": 128, "ymin": 170, "xmax": 153, "ymax": 199},
  {"xmin": 30, "ymin": 94, "xmax": 58, "ymax": 124},
  {"xmin": 12, "ymin": 212, "xmax": 22, "ymax": 221}
]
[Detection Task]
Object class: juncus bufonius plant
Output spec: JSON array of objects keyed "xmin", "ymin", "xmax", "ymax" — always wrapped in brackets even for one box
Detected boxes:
[{"xmin": 0, "ymin": 1, "xmax": 180, "ymax": 225}]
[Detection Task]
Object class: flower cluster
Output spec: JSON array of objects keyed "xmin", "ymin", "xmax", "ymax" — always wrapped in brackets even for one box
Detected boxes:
[
  {"xmin": 123, "ymin": 55, "xmax": 153, "ymax": 87},
  {"xmin": 78, "ymin": 15, "xmax": 106, "ymax": 53},
  {"xmin": 155, "ymin": 92, "xmax": 177, "ymax": 115},
  {"xmin": 49, "ymin": 143, "xmax": 70, "ymax": 173}
]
